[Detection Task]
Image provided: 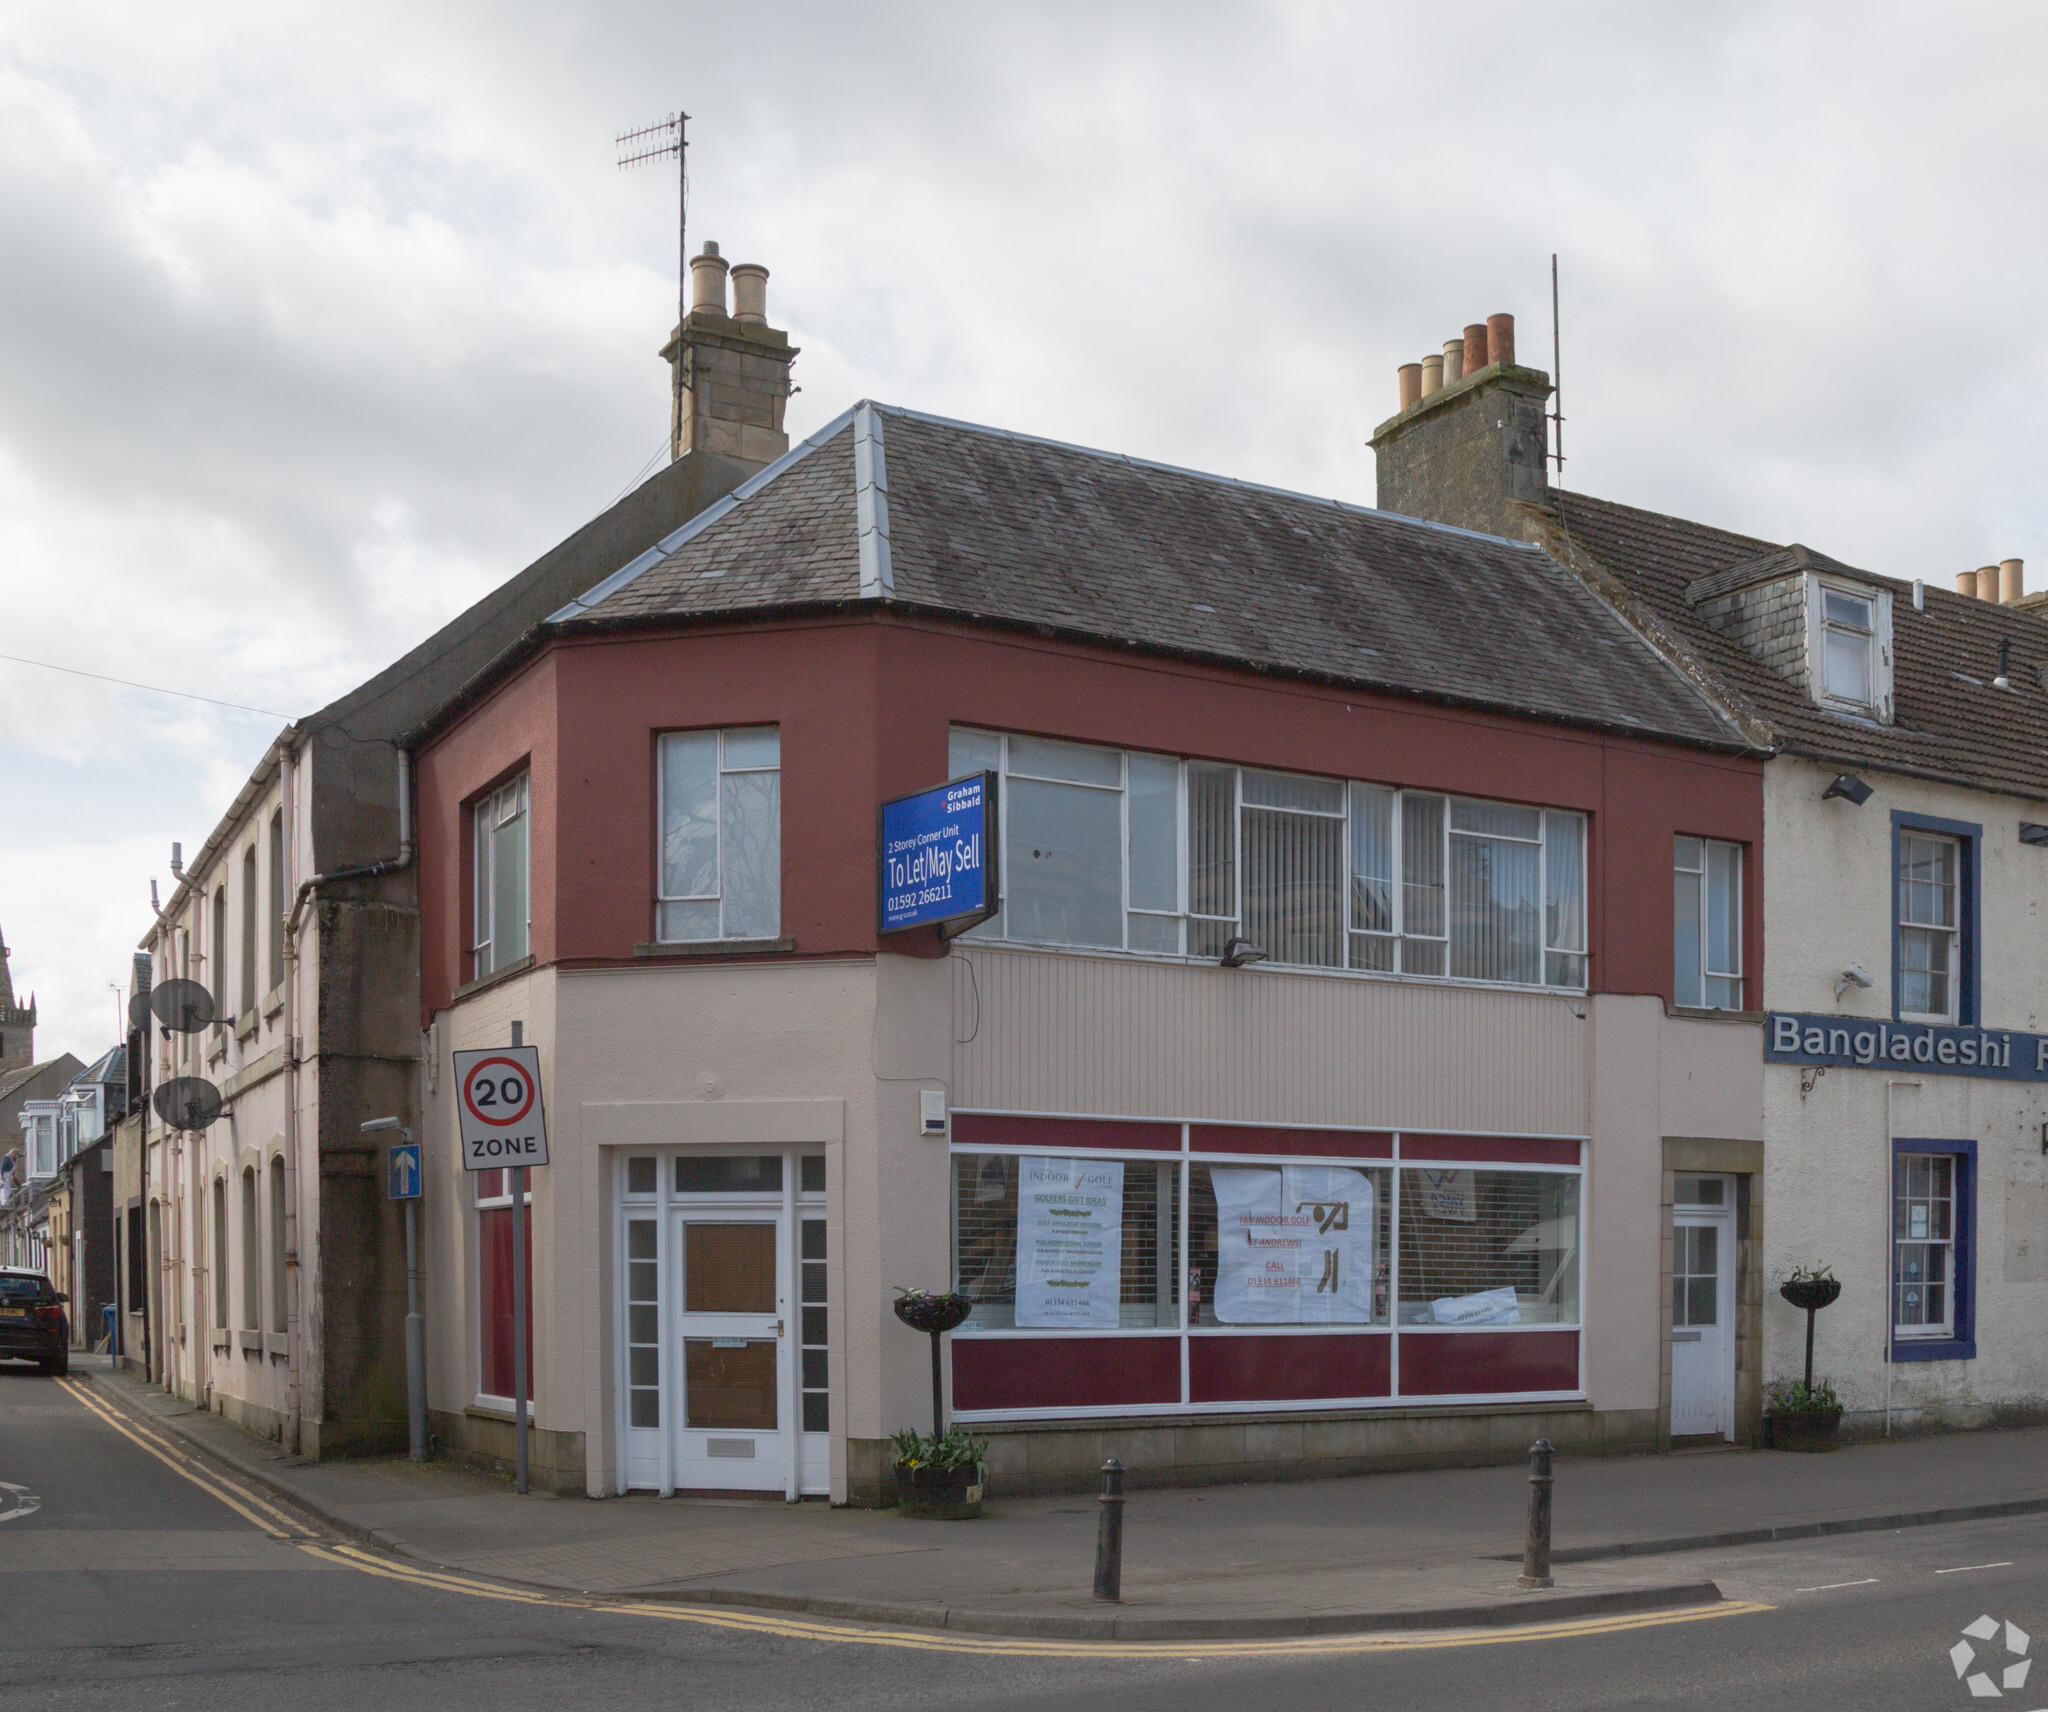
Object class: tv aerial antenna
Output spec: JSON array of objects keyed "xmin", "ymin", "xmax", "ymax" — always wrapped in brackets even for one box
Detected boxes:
[
  {"xmin": 1549, "ymin": 253, "xmax": 1566, "ymax": 479},
  {"xmin": 618, "ymin": 110, "xmax": 690, "ymax": 462}
]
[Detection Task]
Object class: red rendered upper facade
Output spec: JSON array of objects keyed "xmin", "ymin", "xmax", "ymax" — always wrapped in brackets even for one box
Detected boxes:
[{"xmin": 414, "ymin": 609, "xmax": 1764, "ymax": 1017}]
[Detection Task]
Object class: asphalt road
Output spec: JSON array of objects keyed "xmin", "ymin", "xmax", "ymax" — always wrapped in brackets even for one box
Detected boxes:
[{"xmin": 1, "ymin": 1362, "xmax": 2042, "ymax": 1712}]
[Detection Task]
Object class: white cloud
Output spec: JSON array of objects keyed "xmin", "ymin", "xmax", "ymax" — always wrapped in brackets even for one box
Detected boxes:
[{"xmin": 8, "ymin": 0, "xmax": 2048, "ymax": 1057}]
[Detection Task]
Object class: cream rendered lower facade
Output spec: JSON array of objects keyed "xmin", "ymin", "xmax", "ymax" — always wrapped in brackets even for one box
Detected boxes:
[
  {"xmin": 1762, "ymin": 759, "xmax": 2048, "ymax": 1436},
  {"xmin": 422, "ymin": 947, "xmax": 1762, "ymax": 1501}
]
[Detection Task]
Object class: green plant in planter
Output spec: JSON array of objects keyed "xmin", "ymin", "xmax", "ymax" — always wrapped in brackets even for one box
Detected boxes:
[
  {"xmin": 1785, "ymin": 1264, "xmax": 1836, "ymax": 1284},
  {"xmin": 1765, "ymin": 1377, "xmax": 1842, "ymax": 1418},
  {"xmin": 892, "ymin": 1426, "xmax": 989, "ymax": 1470}
]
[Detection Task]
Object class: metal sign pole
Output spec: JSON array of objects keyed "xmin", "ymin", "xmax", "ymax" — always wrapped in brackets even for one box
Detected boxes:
[
  {"xmin": 510, "ymin": 1020, "xmax": 529, "ymax": 1495},
  {"xmin": 404, "ymin": 1194, "xmax": 425, "ymax": 1461}
]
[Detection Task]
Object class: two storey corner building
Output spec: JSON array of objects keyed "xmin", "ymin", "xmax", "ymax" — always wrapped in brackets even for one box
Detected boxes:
[
  {"xmin": 409, "ymin": 396, "xmax": 1767, "ymax": 1504},
  {"xmin": 1374, "ymin": 310, "xmax": 2048, "ymax": 1444}
]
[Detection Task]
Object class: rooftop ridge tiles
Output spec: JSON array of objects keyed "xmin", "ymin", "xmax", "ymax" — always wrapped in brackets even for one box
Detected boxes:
[
  {"xmin": 867, "ymin": 401, "xmax": 1546, "ymax": 551},
  {"xmin": 545, "ymin": 403, "xmax": 860, "ymax": 623}
]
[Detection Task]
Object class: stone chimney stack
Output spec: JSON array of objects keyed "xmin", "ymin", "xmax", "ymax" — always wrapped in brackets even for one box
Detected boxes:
[
  {"xmin": 1369, "ymin": 310, "xmax": 1553, "ymax": 540},
  {"xmin": 660, "ymin": 240, "xmax": 801, "ymax": 467}
]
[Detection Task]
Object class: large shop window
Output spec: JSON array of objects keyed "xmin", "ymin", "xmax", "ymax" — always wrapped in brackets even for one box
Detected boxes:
[
  {"xmin": 1674, "ymin": 836, "xmax": 1743, "ymax": 1010},
  {"xmin": 948, "ymin": 1117, "xmax": 1582, "ymax": 1418},
  {"xmin": 949, "ymin": 729, "xmax": 1586, "ymax": 989},
  {"xmin": 656, "ymin": 728, "xmax": 781, "ymax": 943},
  {"xmin": 472, "ymin": 774, "xmax": 530, "ymax": 980},
  {"xmin": 1891, "ymin": 1142, "xmax": 1975, "ymax": 1362}
]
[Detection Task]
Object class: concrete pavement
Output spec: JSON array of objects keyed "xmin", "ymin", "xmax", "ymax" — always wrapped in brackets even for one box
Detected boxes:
[{"xmin": 76, "ymin": 1357, "xmax": 2048, "ymax": 1640}]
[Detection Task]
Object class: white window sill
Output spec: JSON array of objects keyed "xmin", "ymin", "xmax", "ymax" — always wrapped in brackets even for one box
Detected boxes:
[
  {"xmin": 967, "ymin": 937, "xmax": 1589, "ymax": 999},
  {"xmin": 1897, "ymin": 1012, "xmax": 1959, "ymax": 1029},
  {"xmin": 635, "ymin": 936, "xmax": 794, "ymax": 958}
]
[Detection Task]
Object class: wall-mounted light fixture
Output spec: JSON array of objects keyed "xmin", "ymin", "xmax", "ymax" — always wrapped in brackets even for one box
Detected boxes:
[
  {"xmin": 2021, "ymin": 824, "xmax": 2048, "ymax": 847},
  {"xmin": 1219, "ymin": 936, "xmax": 1269, "ymax": 969},
  {"xmin": 1822, "ymin": 773, "xmax": 1873, "ymax": 805}
]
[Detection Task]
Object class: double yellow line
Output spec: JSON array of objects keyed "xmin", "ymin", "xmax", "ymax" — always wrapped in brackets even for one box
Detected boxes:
[
  {"xmin": 55, "ymin": 1376, "xmax": 317, "ymax": 1542},
  {"xmin": 59, "ymin": 1376, "xmax": 1771, "ymax": 1659}
]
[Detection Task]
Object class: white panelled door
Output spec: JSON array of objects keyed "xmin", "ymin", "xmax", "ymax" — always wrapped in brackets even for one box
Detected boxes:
[{"xmin": 1670, "ymin": 1176, "xmax": 1735, "ymax": 1440}]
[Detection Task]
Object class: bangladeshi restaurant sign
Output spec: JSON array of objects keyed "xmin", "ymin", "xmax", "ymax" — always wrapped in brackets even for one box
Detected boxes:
[{"xmin": 1767, "ymin": 1011, "xmax": 2048, "ymax": 1081}]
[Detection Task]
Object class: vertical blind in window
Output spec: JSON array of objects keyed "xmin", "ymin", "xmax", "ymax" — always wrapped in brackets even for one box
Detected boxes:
[
  {"xmin": 657, "ymin": 728, "xmax": 781, "ymax": 942},
  {"xmin": 1897, "ymin": 832, "xmax": 1958, "ymax": 1022},
  {"xmin": 473, "ymin": 774, "xmax": 530, "ymax": 979},
  {"xmin": 951, "ymin": 729, "xmax": 1587, "ymax": 991},
  {"xmin": 1674, "ymin": 836, "xmax": 1742, "ymax": 1009}
]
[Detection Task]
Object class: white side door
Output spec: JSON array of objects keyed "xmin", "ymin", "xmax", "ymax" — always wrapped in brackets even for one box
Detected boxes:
[
  {"xmin": 670, "ymin": 1211, "xmax": 790, "ymax": 1491},
  {"xmin": 1671, "ymin": 1188, "xmax": 1735, "ymax": 1439}
]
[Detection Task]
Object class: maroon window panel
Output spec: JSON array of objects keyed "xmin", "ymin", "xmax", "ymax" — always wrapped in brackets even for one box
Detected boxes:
[
  {"xmin": 952, "ymin": 1336, "xmax": 1181, "ymax": 1412},
  {"xmin": 1189, "ymin": 1333, "xmax": 1391, "ymax": 1403},
  {"xmin": 951, "ymin": 1114, "xmax": 1182, "ymax": 1152},
  {"xmin": 1398, "ymin": 1135, "xmax": 1581, "ymax": 1166},
  {"xmin": 479, "ymin": 1203, "xmax": 533, "ymax": 1402},
  {"xmin": 1190, "ymin": 1126, "xmax": 1393, "ymax": 1159},
  {"xmin": 1398, "ymin": 1330, "xmax": 1579, "ymax": 1396}
]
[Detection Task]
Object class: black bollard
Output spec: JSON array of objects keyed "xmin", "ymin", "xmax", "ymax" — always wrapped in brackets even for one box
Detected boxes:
[
  {"xmin": 1093, "ymin": 1458, "xmax": 1125, "ymax": 1602},
  {"xmin": 1517, "ymin": 1438, "xmax": 1554, "ymax": 1589}
]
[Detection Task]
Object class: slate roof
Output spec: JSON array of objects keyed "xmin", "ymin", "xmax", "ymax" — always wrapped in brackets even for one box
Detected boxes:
[
  {"xmin": 555, "ymin": 403, "xmax": 1747, "ymax": 752},
  {"xmin": 1551, "ymin": 492, "xmax": 2048, "ymax": 801}
]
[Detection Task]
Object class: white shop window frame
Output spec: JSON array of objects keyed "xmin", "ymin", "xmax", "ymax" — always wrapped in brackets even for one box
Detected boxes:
[
  {"xmin": 952, "ymin": 729, "xmax": 1589, "ymax": 996},
  {"xmin": 946, "ymin": 1112, "xmax": 1586, "ymax": 1423}
]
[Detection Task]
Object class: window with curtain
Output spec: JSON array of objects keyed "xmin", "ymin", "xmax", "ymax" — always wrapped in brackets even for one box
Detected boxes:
[
  {"xmin": 211, "ymin": 887, "xmax": 227, "ymax": 1036},
  {"xmin": 1674, "ymin": 836, "xmax": 1743, "ymax": 1009},
  {"xmin": 951, "ymin": 729, "xmax": 1588, "ymax": 991},
  {"xmin": 211, "ymin": 1174, "xmax": 229, "ymax": 1329},
  {"xmin": 472, "ymin": 774, "xmax": 530, "ymax": 980},
  {"xmin": 240, "ymin": 1167, "xmax": 260, "ymax": 1332},
  {"xmin": 268, "ymin": 1156, "xmax": 288, "ymax": 1334},
  {"xmin": 1897, "ymin": 831, "xmax": 1960, "ymax": 1023},
  {"xmin": 268, "ymin": 811, "xmax": 286, "ymax": 993},
  {"xmin": 240, "ymin": 846, "xmax": 258, "ymax": 1019},
  {"xmin": 656, "ymin": 728, "xmax": 781, "ymax": 942}
]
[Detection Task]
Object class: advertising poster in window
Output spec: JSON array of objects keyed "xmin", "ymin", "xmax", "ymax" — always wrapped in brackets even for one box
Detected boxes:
[
  {"xmin": 1416, "ymin": 1169, "xmax": 1476, "ymax": 1221},
  {"xmin": 1212, "ymin": 1166, "xmax": 1375, "ymax": 1324},
  {"xmin": 1014, "ymin": 1156, "xmax": 1124, "ymax": 1328}
]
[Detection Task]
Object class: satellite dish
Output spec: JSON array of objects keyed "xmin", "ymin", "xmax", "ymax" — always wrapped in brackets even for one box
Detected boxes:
[
  {"xmin": 127, "ymin": 991, "xmax": 152, "ymax": 1033},
  {"xmin": 150, "ymin": 979, "xmax": 215, "ymax": 1034},
  {"xmin": 153, "ymin": 1077, "xmax": 224, "ymax": 1131}
]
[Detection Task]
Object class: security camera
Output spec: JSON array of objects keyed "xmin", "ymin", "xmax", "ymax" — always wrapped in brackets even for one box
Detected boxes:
[{"xmin": 1834, "ymin": 964, "xmax": 1873, "ymax": 1000}]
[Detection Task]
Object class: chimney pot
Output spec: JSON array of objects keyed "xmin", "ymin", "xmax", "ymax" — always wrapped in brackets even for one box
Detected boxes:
[
  {"xmin": 1956, "ymin": 572, "xmax": 1979, "ymax": 597},
  {"xmin": 1442, "ymin": 339, "xmax": 1465, "ymax": 384},
  {"xmin": 1420, "ymin": 354, "xmax": 1444, "ymax": 397},
  {"xmin": 1486, "ymin": 312, "xmax": 1515, "ymax": 368},
  {"xmin": 1463, "ymin": 322, "xmax": 1490, "ymax": 371},
  {"xmin": 689, "ymin": 242, "xmax": 730, "ymax": 317},
  {"xmin": 1398, "ymin": 363, "xmax": 1423, "ymax": 410},
  {"xmin": 2001, "ymin": 557, "xmax": 2025, "ymax": 604},
  {"xmin": 730, "ymin": 263, "xmax": 769, "ymax": 325},
  {"xmin": 1976, "ymin": 564, "xmax": 2001, "ymax": 602}
]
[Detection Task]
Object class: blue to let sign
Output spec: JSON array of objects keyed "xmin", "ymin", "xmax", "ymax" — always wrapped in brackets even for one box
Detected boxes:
[
  {"xmin": 878, "ymin": 771, "xmax": 998, "ymax": 935},
  {"xmin": 388, "ymin": 1143, "xmax": 422, "ymax": 1200}
]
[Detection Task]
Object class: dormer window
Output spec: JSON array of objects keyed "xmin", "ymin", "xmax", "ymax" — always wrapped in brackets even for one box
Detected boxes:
[
  {"xmin": 1806, "ymin": 575, "xmax": 1893, "ymax": 721},
  {"xmin": 1821, "ymin": 588, "xmax": 1874, "ymax": 705}
]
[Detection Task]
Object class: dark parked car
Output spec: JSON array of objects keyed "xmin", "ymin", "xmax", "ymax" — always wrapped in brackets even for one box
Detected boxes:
[{"xmin": 0, "ymin": 1269, "xmax": 68, "ymax": 1376}]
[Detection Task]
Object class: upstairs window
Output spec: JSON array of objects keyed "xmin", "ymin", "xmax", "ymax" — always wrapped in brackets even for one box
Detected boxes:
[
  {"xmin": 1897, "ymin": 830, "xmax": 1959, "ymax": 1024},
  {"xmin": 1674, "ymin": 836, "xmax": 1743, "ymax": 1009},
  {"xmin": 472, "ymin": 773, "xmax": 530, "ymax": 980},
  {"xmin": 656, "ymin": 728, "xmax": 781, "ymax": 942},
  {"xmin": 950, "ymin": 729, "xmax": 1587, "ymax": 991},
  {"xmin": 1808, "ymin": 577, "xmax": 1892, "ymax": 720},
  {"xmin": 268, "ymin": 810, "xmax": 286, "ymax": 993},
  {"xmin": 240, "ymin": 846, "xmax": 258, "ymax": 1019}
]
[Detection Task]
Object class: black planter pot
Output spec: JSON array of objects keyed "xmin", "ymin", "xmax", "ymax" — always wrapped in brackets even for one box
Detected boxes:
[
  {"xmin": 1779, "ymin": 1278, "xmax": 1842, "ymax": 1313},
  {"xmin": 1768, "ymin": 1409, "xmax": 1842, "ymax": 1453},
  {"xmin": 895, "ymin": 1459, "xmax": 985, "ymax": 1519},
  {"xmin": 893, "ymin": 1293, "xmax": 973, "ymax": 1335}
]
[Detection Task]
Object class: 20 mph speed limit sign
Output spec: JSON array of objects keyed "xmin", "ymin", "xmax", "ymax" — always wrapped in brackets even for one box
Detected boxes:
[{"xmin": 453, "ymin": 1046, "xmax": 550, "ymax": 1170}]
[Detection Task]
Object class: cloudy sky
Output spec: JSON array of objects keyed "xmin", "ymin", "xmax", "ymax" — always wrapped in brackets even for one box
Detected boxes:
[{"xmin": 5, "ymin": 1, "xmax": 2046, "ymax": 1062}]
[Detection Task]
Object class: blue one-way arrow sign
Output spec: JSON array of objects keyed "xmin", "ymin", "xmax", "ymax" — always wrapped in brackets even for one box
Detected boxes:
[{"xmin": 388, "ymin": 1143, "xmax": 422, "ymax": 1200}]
